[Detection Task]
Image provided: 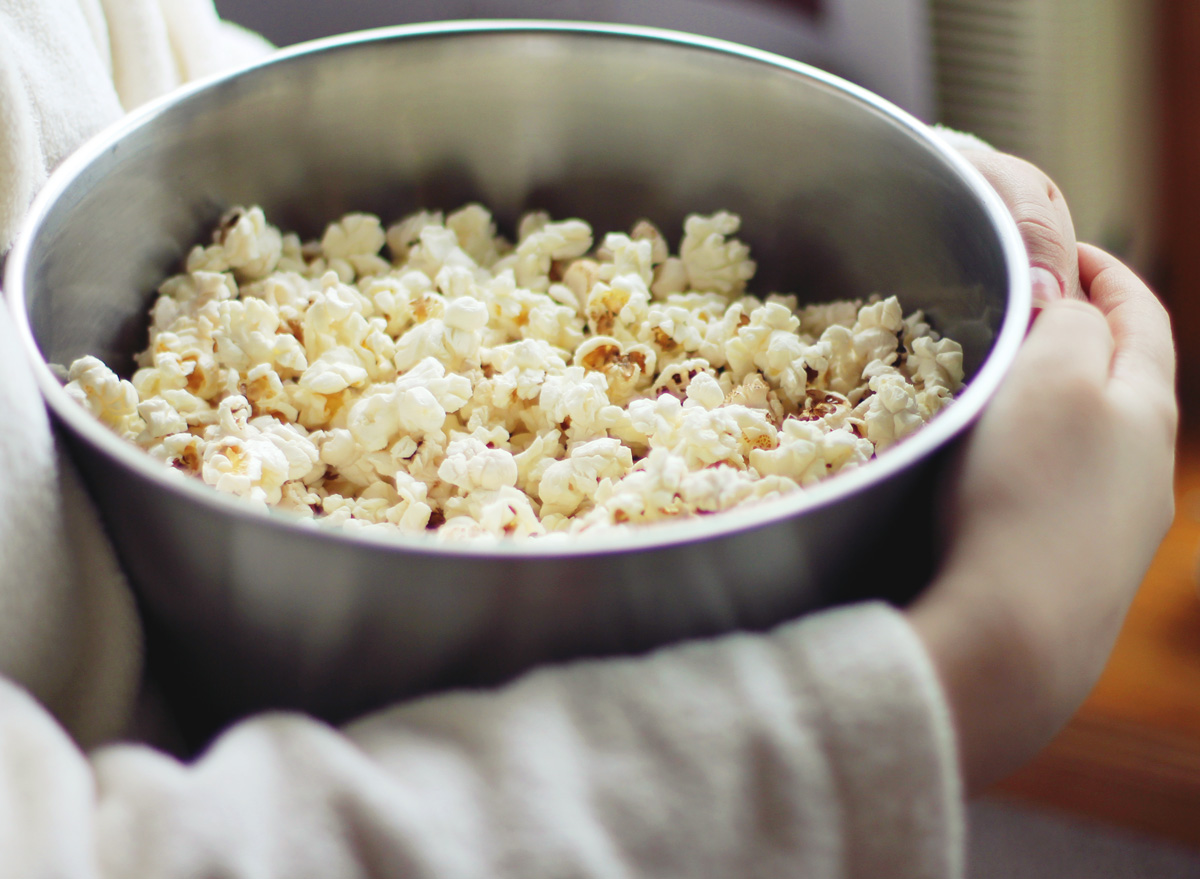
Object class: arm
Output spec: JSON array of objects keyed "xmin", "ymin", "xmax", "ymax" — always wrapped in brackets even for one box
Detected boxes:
[
  {"xmin": 0, "ymin": 0, "xmax": 273, "ymax": 745},
  {"xmin": 0, "ymin": 0, "xmax": 271, "ymax": 251},
  {"xmin": 2, "ymin": 602, "xmax": 961, "ymax": 879},
  {"xmin": 908, "ymin": 232, "xmax": 1176, "ymax": 792},
  {"xmin": 0, "ymin": 7, "xmax": 1169, "ymax": 870},
  {"xmin": 5, "ymin": 6, "xmax": 961, "ymax": 875},
  {"xmin": 1, "ymin": 199, "xmax": 1170, "ymax": 879}
]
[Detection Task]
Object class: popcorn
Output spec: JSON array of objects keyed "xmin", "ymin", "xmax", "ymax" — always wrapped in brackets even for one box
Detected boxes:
[
  {"xmin": 348, "ymin": 385, "xmax": 442, "ymax": 451},
  {"xmin": 585, "ymin": 275, "xmax": 651, "ymax": 341},
  {"xmin": 538, "ymin": 368, "xmax": 624, "ymax": 443},
  {"xmin": 573, "ymin": 336, "xmax": 656, "ymax": 404},
  {"xmin": 193, "ymin": 206, "xmax": 283, "ymax": 281},
  {"xmin": 299, "ymin": 349, "xmax": 370, "ymax": 395},
  {"xmin": 855, "ymin": 369, "xmax": 927, "ymax": 450},
  {"xmin": 596, "ymin": 233, "xmax": 656, "ymax": 287},
  {"xmin": 445, "ymin": 486, "xmax": 545, "ymax": 538},
  {"xmin": 908, "ymin": 335, "xmax": 965, "ymax": 393},
  {"xmin": 402, "ymin": 225, "xmax": 476, "ymax": 282},
  {"xmin": 137, "ymin": 397, "xmax": 188, "ymax": 440},
  {"xmin": 484, "ymin": 270, "xmax": 585, "ymax": 351},
  {"xmin": 388, "ymin": 472, "xmax": 435, "ymax": 530},
  {"xmin": 322, "ymin": 213, "xmax": 386, "ymax": 261},
  {"xmin": 148, "ymin": 431, "xmax": 205, "ymax": 475},
  {"xmin": 64, "ymin": 356, "xmax": 145, "ymax": 439},
  {"xmin": 444, "ymin": 296, "xmax": 489, "ymax": 332},
  {"xmin": 66, "ymin": 205, "xmax": 964, "ymax": 540},
  {"xmin": 508, "ymin": 218, "xmax": 593, "ymax": 292},
  {"xmin": 679, "ymin": 212, "xmax": 756, "ymax": 297},
  {"xmin": 252, "ymin": 417, "xmax": 321, "ymax": 483},
  {"xmin": 750, "ymin": 419, "xmax": 873, "ymax": 486},
  {"xmin": 241, "ymin": 363, "xmax": 300, "ymax": 421},
  {"xmin": 438, "ymin": 437, "xmax": 519, "ymax": 493},
  {"xmin": 386, "ymin": 210, "xmax": 444, "ymax": 262},
  {"xmin": 653, "ymin": 358, "xmax": 717, "ymax": 400},
  {"xmin": 538, "ymin": 438, "xmax": 633, "ymax": 517},
  {"xmin": 200, "ymin": 434, "xmax": 290, "ymax": 507},
  {"xmin": 651, "ymin": 258, "xmax": 689, "ymax": 298},
  {"xmin": 446, "ymin": 204, "xmax": 503, "ymax": 267}
]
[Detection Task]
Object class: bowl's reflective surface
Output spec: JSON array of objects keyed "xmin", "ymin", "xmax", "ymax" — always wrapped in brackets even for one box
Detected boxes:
[{"xmin": 7, "ymin": 22, "xmax": 1028, "ymax": 725}]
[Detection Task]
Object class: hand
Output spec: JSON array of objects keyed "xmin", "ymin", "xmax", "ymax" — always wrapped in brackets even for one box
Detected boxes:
[
  {"xmin": 959, "ymin": 148, "xmax": 1084, "ymax": 304},
  {"xmin": 908, "ymin": 244, "xmax": 1178, "ymax": 794}
]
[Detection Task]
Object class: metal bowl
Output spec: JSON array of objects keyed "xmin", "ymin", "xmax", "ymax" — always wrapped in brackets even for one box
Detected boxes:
[{"xmin": 5, "ymin": 21, "xmax": 1029, "ymax": 726}]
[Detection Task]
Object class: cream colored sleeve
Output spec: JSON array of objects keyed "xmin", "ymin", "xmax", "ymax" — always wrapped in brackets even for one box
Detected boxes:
[
  {"xmin": 0, "ymin": 0, "xmax": 273, "ymax": 250},
  {"xmin": 0, "ymin": 0, "xmax": 273, "ymax": 746},
  {"xmin": 1, "ymin": 7, "xmax": 962, "ymax": 874},
  {"xmin": 930, "ymin": 123, "xmax": 995, "ymax": 154},
  {"xmin": 97, "ymin": 0, "xmax": 273, "ymax": 109},
  {"xmin": 0, "ymin": 603, "xmax": 963, "ymax": 879}
]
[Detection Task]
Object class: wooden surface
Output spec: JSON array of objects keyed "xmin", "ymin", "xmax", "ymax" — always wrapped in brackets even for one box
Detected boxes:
[{"xmin": 994, "ymin": 433, "xmax": 1200, "ymax": 847}]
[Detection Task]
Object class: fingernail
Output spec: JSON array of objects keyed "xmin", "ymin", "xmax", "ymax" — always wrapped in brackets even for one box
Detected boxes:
[{"xmin": 1030, "ymin": 266, "xmax": 1063, "ymax": 305}]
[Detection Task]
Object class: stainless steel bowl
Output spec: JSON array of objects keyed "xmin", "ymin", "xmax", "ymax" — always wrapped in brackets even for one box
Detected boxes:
[{"xmin": 6, "ymin": 21, "xmax": 1029, "ymax": 726}]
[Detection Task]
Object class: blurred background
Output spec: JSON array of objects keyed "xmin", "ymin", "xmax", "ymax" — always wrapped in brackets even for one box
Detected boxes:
[
  {"xmin": 213, "ymin": 1, "xmax": 1200, "ymax": 875},
  {"xmin": 215, "ymin": 0, "xmax": 1161, "ymax": 276}
]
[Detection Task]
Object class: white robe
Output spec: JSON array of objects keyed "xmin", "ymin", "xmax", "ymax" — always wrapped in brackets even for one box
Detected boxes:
[{"xmin": 0, "ymin": 4, "xmax": 963, "ymax": 875}]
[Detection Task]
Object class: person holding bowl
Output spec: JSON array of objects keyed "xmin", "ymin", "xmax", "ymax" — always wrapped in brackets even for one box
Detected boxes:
[{"xmin": 0, "ymin": 1, "xmax": 1176, "ymax": 876}]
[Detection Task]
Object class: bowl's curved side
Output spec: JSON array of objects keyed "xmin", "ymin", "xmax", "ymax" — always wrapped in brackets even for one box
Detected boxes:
[{"xmin": 59, "ymin": 421, "xmax": 945, "ymax": 723}]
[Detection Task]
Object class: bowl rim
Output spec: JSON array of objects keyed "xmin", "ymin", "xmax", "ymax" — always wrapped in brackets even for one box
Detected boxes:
[{"xmin": 4, "ymin": 19, "xmax": 1032, "ymax": 560}]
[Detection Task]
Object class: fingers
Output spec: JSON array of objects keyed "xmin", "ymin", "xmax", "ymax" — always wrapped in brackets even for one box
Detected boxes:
[
  {"xmin": 1016, "ymin": 298, "xmax": 1115, "ymax": 389},
  {"xmin": 960, "ymin": 150, "xmax": 1082, "ymax": 304},
  {"xmin": 1078, "ymin": 243, "xmax": 1176, "ymax": 392}
]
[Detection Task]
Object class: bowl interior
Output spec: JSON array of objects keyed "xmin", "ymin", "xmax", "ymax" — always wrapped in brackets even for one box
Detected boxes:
[{"xmin": 22, "ymin": 24, "xmax": 1013, "ymax": 393}]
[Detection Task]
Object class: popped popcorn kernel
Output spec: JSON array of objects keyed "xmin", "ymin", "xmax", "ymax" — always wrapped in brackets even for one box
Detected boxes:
[
  {"xmin": 214, "ymin": 206, "xmax": 283, "ymax": 281},
  {"xmin": 438, "ymin": 437, "xmax": 519, "ymax": 493},
  {"xmin": 65, "ymin": 356, "xmax": 145, "ymax": 439},
  {"xmin": 680, "ymin": 212, "xmax": 756, "ymax": 297},
  {"xmin": 66, "ymin": 204, "xmax": 965, "ymax": 539},
  {"xmin": 322, "ymin": 213, "xmax": 386, "ymax": 261}
]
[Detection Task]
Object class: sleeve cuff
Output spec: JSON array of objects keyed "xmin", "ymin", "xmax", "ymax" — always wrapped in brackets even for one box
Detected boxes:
[
  {"xmin": 777, "ymin": 602, "xmax": 965, "ymax": 878},
  {"xmin": 930, "ymin": 123, "xmax": 996, "ymax": 154}
]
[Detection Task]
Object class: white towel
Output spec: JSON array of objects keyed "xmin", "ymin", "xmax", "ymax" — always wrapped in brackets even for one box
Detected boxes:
[{"xmin": 0, "ymin": 0, "xmax": 271, "ymax": 745}]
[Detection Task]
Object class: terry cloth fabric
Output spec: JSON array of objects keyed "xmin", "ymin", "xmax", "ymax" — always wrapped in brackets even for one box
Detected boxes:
[
  {"xmin": 0, "ymin": 3, "xmax": 964, "ymax": 875},
  {"xmin": 0, "ymin": 603, "xmax": 963, "ymax": 879},
  {"xmin": 0, "ymin": 0, "xmax": 271, "ymax": 748},
  {"xmin": 931, "ymin": 124, "xmax": 996, "ymax": 155},
  {"xmin": 0, "ymin": 0, "xmax": 271, "ymax": 253}
]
